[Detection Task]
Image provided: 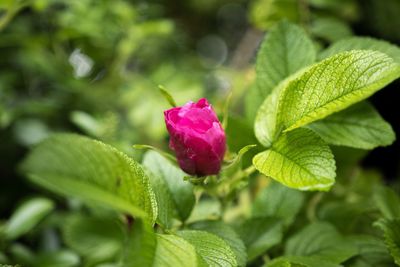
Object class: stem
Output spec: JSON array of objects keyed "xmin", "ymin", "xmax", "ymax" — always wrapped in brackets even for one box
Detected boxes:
[
  {"xmin": 229, "ymin": 165, "xmax": 256, "ymax": 188},
  {"xmin": 306, "ymin": 192, "xmax": 323, "ymax": 222},
  {"xmin": 298, "ymin": 0, "xmax": 311, "ymax": 33},
  {"xmin": 0, "ymin": 3, "xmax": 27, "ymax": 32}
]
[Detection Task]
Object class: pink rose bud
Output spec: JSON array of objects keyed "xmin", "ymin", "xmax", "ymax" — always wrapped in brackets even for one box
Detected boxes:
[{"xmin": 164, "ymin": 98, "xmax": 226, "ymax": 176}]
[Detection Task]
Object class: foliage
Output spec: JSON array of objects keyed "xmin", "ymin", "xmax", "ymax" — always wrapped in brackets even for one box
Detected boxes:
[{"xmin": 1, "ymin": 0, "xmax": 400, "ymax": 266}]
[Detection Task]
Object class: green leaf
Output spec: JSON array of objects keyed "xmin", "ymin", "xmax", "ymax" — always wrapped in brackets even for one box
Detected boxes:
[
  {"xmin": 254, "ymin": 69, "xmax": 306, "ymax": 147},
  {"xmin": 249, "ymin": 20, "xmax": 316, "ymax": 121},
  {"xmin": 317, "ymin": 202, "xmax": 368, "ymax": 233},
  {"xmin": 235, "ymin": 217, "xmax": 283, "ymax": 261},
  {"xmin": 276, "ymin": 50, "xmax": 400, "ymax": 132},
  {"xmin": 190, "ymin": 220, "xmax": 247, "ymax": 266},
  {"xmin": 374, "ymin": 186, "xmax": 400, "ymax": 220},
  {"xmin": 124, "ymin": 220, "xmax": 206, "ymax": 267},
  {"xmin": 249, "ymin": 0, "xmax": 300, "ymax": 30},
  {"xmin": 307, "ymin": 102, "xmax": 395, "ymax": 149},
  {"xmin": 267, "ymin": 256, "xmax": 342, "ymax": 267},
  {"xmin": 285, "ymin": 222, "xmax": 358, "ymax": 264},
  {"xmin": 123, "ymin": 220, "xmax": 157, "ymax": 267},
  {"xmin": 3, "ymin": 197, "xmax": 54, "ymax": 240},
  {"xmin": 62, "ymin": 215, "xmax": 124, "ymax": 263},
  {"xmin": 158, "ymin": 85, "xmax": 177, "ymax": 107},
  {"xmin": 186, "ymin": 198, "xmax": 221, "ymax": 223},
  {"xmin": 347, "ymin": 235, "xmax": 393, "ymax": 266},
  {"xmin": 21, "ymin": 134, "xmax": 157, "ymax": 222},
  {"xmin": 226, "ymin": 115, "xmax": 262, "ymax": 167},
  {"xmin": 253, "ymin": 128, "xmax": 336, "ymax": 191},
  {"xmin": 142, "ymin": 166, "xmax": 176, "ymax": 229},
  {"xmin": 375, "ymin": 219, "xmax": 400, "ymax": 265},
  {"xmin": 154, "ymin": 233, "xmax": 207, "ymax": 267},
  {"xmin": 319, "ymin": 37, "xmax": 400, "ymax": 63},
  {"xmin": 222, "ymin": 144, "xmax": 257, "ymax": 179},
  {"xmin": 252, "ymin": 180, "xmax": 304, "ymax": 226},
  {"xmin": 177, "ymin": 230, "xmax": 237, "ymax": 267},
  {"xmin": 34, "ymin": 250, "xmax": 80, "ymax": 267},
  {"xmin": 310, "ymin": 17, "xmax": 353, "ymax": 43},
  {"xmin": 143, "ymin": 150, "xmax": 195, "ymax": 225}
]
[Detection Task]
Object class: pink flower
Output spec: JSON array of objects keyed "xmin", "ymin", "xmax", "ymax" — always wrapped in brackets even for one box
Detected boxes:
[{"xmin": 164, "ymin": 98, "xmax": 226, "ymax": 176}]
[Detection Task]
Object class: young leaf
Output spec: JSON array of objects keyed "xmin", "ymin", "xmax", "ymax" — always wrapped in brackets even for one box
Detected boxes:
[
  {"xmin": 177, "ymin": 230, "xmax": 237, "ymax": 267},
  {"xmin": 373, "ymin": 186, "xmax": 400, "ymax": 219},
  {"xmin": 253, "ymin": 128, "xmax": 336, "ymax": 191},
  {"xmin": 307, "ymin": 102, "xmax": 395, "ymax": 149},
  {"xmin": 3, "ymin": 197, "xmax": 54, "ymax": 240},
  {"xmin": 155, "ymin": 233, "xmax": 207, "ymax": 267},
  {"xmin": 190, "ymin": 220, "xmax": 247, "ymax": 266},
  {"xmin": 158, "ymin": 85, "xmax": 177, "ymax": 107},
  {"xmin": 277, "ymin": 50, "xmax": 400, "ymax": 132},
  {"xmin": 124, "ymin": 220, "xmax": 206, "ymax": 267},
  {"xmin": 285, "ymin": 222, "xmax": 358, "ymax": 264},
  {"xmin": 235, "ymin": 217, "xmax": 283, "ymax": 262},
  {"xmin": 62, "ymin": 215, "xmax": 124, "ymax": 263},
  {"xmin": 248, "ymin": 20, "xmax": 316, "ymax": 121},
  {"xmin": 21, "ymin": 134, "xmax": 157, "ymax": 222},
  {"xmin": 374, "ymin": 219, "xmax": 400, "ymax": 265},
  {"xmin": 143, "ymin": 150, "xmax": 195, "ymax": 225},
  {"xmin": 252, "ymin": 180, "xmax": 304, "ymax": 226},
  {"xmin": 319, "ymin": 37, "xmax": 400, "ymax": 63},
  {"xmin": 221, "ymin": 144, "xmax": 257, "ymax": 179}
]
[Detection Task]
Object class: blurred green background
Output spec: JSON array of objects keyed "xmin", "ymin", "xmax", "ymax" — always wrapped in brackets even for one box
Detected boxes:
[{"xmin": 1, "ymin": 0, "xmax": 400, "ymax": 229}]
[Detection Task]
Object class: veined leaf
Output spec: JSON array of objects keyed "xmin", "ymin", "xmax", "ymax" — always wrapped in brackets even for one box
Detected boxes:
[
  {"xmin": 308, "ymin": 102, "xmax": 395, "ymax": 149},
  {"xmin": 256, "ymin": 20, "xmax": 316, "ymax": 99},
  {"xmin": 375, "ymin": 219, "xmax": 400, "ymax": 265},
  {"xmin": 235, "ymin": 217, "xmax": 283, "ymax": 261},
  {"xmin": 254, "ymin": 69, "xmax": 307, "ymax": 147},
  {"xmin": 124, "ymin": 220, "xmax": 206, "ymax": 267},
  {"xmin": 319, "ymin": 37, "xmax": 400, "ymax": 63},
  {"xmin": 178, "ymin": 230, "xmax": 237, "ymax": 267},
  {"xmin": 247, "ymin": 20, "xmax": 316, "ymax": 121},
  {"xmin": 143, "ymin": 151, "xmax": 195, "ymax": 228},
  {"xmin": 252, "ymin": 180, "xmax": 304, "ymax": 226},
  {"xmin": 277, "ymin": 50, "xmax": 400, "ymax": 132},
  {"xmin": 155, "ymin": 233, "xmax": 207, "ymax": 267},
  {"xmin": 254, "ymin": 85, "xmax": 281, "ymax": 147},
  {"xmin": 285, "ymin": 222, "xmax": 358, "ymax": 264},
  {"xmin": 21, "ymin": 134, "xmax": 157, "ymax": 222},
  {"xmin": 3, "ymin": 197, "xmax": 54, "ymax": 240},
  {"xmin": 190, "ymin": 220, "xmax": 247, "ymax": 266},
  {"xmin": 253, "ymin": 128, "xmax": 336, "ymax": 191}
]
